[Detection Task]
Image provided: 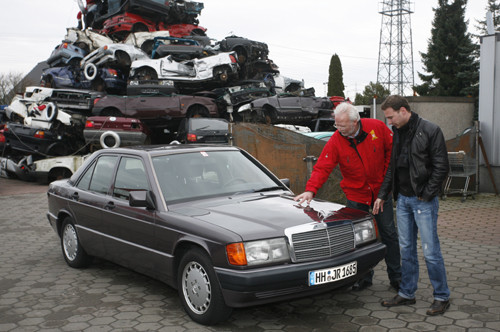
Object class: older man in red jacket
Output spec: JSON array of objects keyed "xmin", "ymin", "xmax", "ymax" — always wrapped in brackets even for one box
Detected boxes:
[{"xmin": 295, "ymin": 102, "xmax": 401, "ymax": 291}]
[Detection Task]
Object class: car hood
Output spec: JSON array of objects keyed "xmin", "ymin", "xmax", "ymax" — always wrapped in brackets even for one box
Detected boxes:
[{"xmin": 169, "ymin": 193, "xmax": 371, "ymax": 241}]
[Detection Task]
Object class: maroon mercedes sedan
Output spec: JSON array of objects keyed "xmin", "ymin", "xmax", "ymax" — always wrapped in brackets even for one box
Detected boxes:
[{"xmin": 47, "ymin": 145, "xmax": 386, "ymax": 325}]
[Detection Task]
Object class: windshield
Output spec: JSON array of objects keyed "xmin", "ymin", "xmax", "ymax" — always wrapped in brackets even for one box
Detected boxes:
[{"xmin": 152, "ymin": 150, "xmax": 282, "ymax": 203}]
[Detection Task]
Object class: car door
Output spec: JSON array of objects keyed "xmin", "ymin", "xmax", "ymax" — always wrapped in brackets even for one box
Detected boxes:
[
  {"xmin": 299, "ymin": 97, "xmax": 319, "ymax": 119},
  {"xmin": 159, "ymin": 56, "xmax": 195, "ymax": 78},
  {"xmin": 277, "ymin": 96, "xmax": 302, "ymax": 117},
  {"xmin": 125, "ymin": 95, "xmax": 161, "ymax": 119},
  {"xmin": 68, "ymin": 154, "xmax": 119, "ymax": 257},
  {"xmin": 103, "ymin": 156, "xmax": 157, "ymax": 273}
]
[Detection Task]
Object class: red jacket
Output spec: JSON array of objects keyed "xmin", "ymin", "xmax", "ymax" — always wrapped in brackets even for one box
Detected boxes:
[{"xmin": 305, "ymin": 118, "xmax": 393, "ymax": 205}]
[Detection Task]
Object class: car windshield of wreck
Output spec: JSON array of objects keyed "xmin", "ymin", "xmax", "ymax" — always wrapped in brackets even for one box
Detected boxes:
[{"xmin": 152, "ymin": 150, "xmax": 280, "ymax": 203}]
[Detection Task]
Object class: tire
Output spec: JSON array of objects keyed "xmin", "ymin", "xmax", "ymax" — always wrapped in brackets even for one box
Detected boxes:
[
  {"xmin": 134, "ymin": 67, "xmax": 158, "ymax": 81},
  {"xmin": 177, "ymin": 248, "xmax": 232, "ymax": 325},
  {"xmin": 61, "ymin": 216, "xmax": 92, "ymax": 268},
  {"xmin": 187, "ymin": 105, "xmax": 209, "ymax": 118},
  {"xmin": 115, "ymin": 50, "xmax": 131, "ymax": 67},
  {"xmin": 84, "ymin": 63, "xmax": 98, "ymax": 80},
  {"xmin": 48, "ymin": 168, "xmax": 72, "ymax": 183},
  {"xmin": 100, "ymin": 131, "xmax": 121, "ymax": 149},
  {"xmin": 44, "ymin": 102, "xmax": 58, "ymax": 121},
  {"xmin": 263, "ymin": 106, "xmax": 277, "ymax": 124},
  {"xmin": 213, "ymin": 66, "xmax": 229, "ymax": 82}
]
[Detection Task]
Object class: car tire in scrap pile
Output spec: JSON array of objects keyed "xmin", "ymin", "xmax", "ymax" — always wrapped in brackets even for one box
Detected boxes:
[{"xmin": 100, "ymin": 131, "xmax": 121, "ymax": 149}]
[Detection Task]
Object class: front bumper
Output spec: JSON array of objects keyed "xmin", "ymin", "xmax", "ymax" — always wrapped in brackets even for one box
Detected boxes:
[{"xmin": 215, "ymin": 242, "xmax": 386, "ymax": 308}]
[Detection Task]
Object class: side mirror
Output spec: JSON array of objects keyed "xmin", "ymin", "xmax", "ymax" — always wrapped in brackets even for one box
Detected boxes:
[
  {"xmin": 280, "ymin": 178, "xmax": 291, "ymax": 188},
  {"xmin": 129, "ymin": 190, "xmax": 156, "ymax": 210}
]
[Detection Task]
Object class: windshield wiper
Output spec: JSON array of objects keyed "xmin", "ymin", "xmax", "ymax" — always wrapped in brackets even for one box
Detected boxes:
[{"xmin": 254, "ymin": 186, "xmax": 286, "ymax": 193}]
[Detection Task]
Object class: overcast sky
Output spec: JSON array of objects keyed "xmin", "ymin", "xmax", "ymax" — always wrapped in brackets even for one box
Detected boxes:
[{"xmin": 0, "ymin": 0, "xmax": 489, "ymax": 99}]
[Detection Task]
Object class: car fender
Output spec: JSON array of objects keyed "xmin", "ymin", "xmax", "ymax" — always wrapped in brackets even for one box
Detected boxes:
[{"xmin": 5, "ymin": 97, "xmax": 29, "ymax": 119}]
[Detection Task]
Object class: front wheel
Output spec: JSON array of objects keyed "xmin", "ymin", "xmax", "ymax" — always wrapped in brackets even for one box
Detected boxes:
[
  {"xmin": 177, "ymin": 248, "xmax": 232, "ymax": 325},
  {"xmin": 61, "ymin": 217, "xmax": 92, "ymax": 268}
]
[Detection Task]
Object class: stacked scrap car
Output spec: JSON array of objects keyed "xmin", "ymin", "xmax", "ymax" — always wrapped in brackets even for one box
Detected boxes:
[{"xmin": 2, "ymin": 0, "xmax": 334, "ymax": 185}]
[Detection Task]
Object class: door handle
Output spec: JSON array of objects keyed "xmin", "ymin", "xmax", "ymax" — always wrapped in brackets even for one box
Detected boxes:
[{"xmin": 105, "ymin": 201, "xmax": 115, "ymax": 210}]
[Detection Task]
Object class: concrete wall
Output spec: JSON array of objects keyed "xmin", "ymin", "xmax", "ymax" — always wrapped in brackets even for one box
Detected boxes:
[
  {"xmin": 370, "ymin": 96, "xmax": 499, "ymax": 194},
  {"xmin": 373, "ymin": 96, "xmax": 476, "ymax": 141}
]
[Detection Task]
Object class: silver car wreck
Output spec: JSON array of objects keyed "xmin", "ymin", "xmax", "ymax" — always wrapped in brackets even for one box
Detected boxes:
[{"xmin": 129, "ymin": 51, "xmax": 239, "ymax": 83}]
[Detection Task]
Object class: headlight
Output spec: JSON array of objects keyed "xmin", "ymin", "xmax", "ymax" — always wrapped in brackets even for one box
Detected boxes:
[
  {"xmin": 226, "ymin": 238, "xmax": 290, "ymax": 266},
  {"xmin": 354, "ymin": 219, "xmax": 377, "ymax": 245}
]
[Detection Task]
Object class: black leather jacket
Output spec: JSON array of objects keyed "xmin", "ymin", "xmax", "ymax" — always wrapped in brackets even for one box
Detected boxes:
[{"xmin": 378, "ymin": 114, "xmax": 449, "ymax": 202}]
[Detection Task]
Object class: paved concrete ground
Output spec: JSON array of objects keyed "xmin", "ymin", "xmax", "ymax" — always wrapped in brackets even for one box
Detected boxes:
[{"xmin": 0, "ymin": 177, "xmax": 499, "ymax": 331}]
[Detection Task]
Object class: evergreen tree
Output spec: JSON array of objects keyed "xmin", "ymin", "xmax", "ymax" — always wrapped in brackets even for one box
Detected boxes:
[
  {"xmin": 354, "ymin": 82, "xmax": 390, "ymax": 105},
  {"xmin": 475, "ymin": 0, "xmax": 500, "ymax": 34},
  {"xmin": 327, "ymin": 54, "xmax": 345, "ymax": 97},
  {"xmin": 414, "ymin": 0, "xmax": 478, "ymax": 97}
]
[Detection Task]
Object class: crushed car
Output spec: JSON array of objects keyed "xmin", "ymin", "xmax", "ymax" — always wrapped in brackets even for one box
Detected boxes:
[
  {"xmin": 84, "ymin": 116, "xmax": 151, "ymax": 149},
  {"xmin": 80, "ymin": 43, "xmax": 150, "ymax": 79},
  {"xmin": 210, "ymin": 35, "xmax": 279, "ymax": 79},
  {"xmin": 46, "ymin": 42, "xmax": 88, "ymax": 67},
  {"xmin": 40, "ymin": 66, "xmax": 127, "ymax": 95},
  {"xmin": 151, "ymin": 36, "xmax": 206, "ymax": 60},
  {"xmin": 64, "ymin": 27, "xmax": 115, "ymax": 53},
  {"xmin": 1, "ymin": 122, "xmax": 86, "ymax": 158},
  {"xmin": 129, "ymin": 51, "xmax": 239, "ymax": 87},
  {"xmin": 174, "ymin": 117, "xmax": 230, "ymax": 144},
  {"xmin": 46, "ymin": 144, "xmax": 386, "ymax": 325},
  {"xmin": 90, "ymin": 93, "xmax": 220, "ymax": 135},
  {"xmin": 238, "ymin": 94, "xmax": 334, "ymax": 125}
]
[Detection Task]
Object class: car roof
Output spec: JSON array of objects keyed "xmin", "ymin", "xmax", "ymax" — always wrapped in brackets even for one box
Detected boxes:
[
  {"xmin": 97, "ymin": 144, "xmax": 240, "ymax": 157},
  {"xmin": 302, "ymin": 131, "xmax": 334, "ymax": 139}
]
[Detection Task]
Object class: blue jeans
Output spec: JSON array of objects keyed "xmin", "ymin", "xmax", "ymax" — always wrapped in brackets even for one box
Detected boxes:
[
  {"xmin": 347, "ymin": 196, "xmax": 401, "ymax": 283},
  {"xmin": 396, "ymin": 194, "xmax": 450, "ymax": 301}
]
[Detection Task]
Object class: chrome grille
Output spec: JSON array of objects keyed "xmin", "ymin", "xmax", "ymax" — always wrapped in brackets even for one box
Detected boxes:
[{"xmin": 290, "ymin": 223, "xmax": 355, "ymax": 262}]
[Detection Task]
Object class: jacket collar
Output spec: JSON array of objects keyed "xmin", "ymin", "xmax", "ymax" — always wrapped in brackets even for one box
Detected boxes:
[{"xmin": 340, "ymin": 119, "xmax": 368, "ymax": 145}]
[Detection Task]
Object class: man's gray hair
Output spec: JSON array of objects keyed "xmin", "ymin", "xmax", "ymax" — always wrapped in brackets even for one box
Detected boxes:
[{"xmin": 334, "ymin": 102, "xmax": 360, "ymax": 122}]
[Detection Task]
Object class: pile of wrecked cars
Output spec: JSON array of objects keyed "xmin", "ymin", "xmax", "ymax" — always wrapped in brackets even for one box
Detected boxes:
[{"xmin": 1, "ymin": 0, "xmax": 344, "ymax": 183}]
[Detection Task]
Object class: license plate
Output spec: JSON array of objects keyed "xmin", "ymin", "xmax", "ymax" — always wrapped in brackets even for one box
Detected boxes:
[{"xmin": 309, "ymin": 261, "xmax": 357, "ymax": 286}]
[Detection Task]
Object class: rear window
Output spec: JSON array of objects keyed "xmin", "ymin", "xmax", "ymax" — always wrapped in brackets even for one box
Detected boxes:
[{"xmin": 189, "ymin": 119, "xmax": 228, "ymax": 131}]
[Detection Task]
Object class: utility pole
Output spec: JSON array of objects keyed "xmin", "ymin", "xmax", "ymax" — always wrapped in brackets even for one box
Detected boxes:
[{"xmin": 377, "ymin": 0, "xmax": 415, "ymax": 96}]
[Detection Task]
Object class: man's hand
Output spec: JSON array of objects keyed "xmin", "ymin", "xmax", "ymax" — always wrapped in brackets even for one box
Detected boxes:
[
  {"xmin": 294, "ymin": 191, "xmax": 314, "ymax": 205},
  {"xmin": 372, "ymin": 198, "xmax": 385, "ymax": 215}
]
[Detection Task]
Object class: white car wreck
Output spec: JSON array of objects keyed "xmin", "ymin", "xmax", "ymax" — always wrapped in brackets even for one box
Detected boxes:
[
  {"xmin": 64, "ymin": 27, "xmax": 114, "ymax": 53},
  {"xmin": 81, "ymin": 44, "xmax": 150, "ymax": 80},
  {"xmin": 129, "ymin": 51, "xmax": 239, "ymax": 83}
]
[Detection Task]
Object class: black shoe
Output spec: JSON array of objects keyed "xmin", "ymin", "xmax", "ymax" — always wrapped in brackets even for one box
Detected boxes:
[
  {"xmin": 352, "ymin": 279, "xmax": 372, "ymax": 291},
  {"xmin": 426, "ymin": 300, "xmax": 450, "ymax": 316},
  {"xmin": 390, "ymin": 280, "xmax": 401, "ymax": 291},
  {"xmin": 381, "ymin": 294, "xmax": 416, "ymax": 307}
]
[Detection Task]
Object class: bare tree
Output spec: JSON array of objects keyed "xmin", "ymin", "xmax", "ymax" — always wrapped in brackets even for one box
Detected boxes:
[{"xmin": 0, "ymin": 72, "xmax": 32, "ymax": 106}]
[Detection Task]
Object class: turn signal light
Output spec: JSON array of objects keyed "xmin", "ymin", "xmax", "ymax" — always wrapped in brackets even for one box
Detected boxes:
[
  {"xmin": 85, "ymin": 120, "xmax": 94, "ymax": 128},
  {"xmin": 34, "ymin": 130, "xmax": 45, "ymax": 139},
  {"xmin": 226, "ymin": 243, "xmax": 247, "ymax": 266}
]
